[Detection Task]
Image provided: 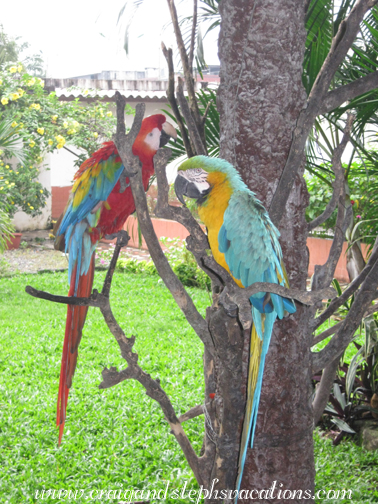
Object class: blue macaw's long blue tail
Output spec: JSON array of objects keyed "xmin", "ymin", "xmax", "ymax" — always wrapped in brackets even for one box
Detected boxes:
[
  {"xmin": 235, "ymin": 309, "xmax": 276, "ymax": 499},
  {"xmin": 235, "ymin": 287, "xmax": 296, "ymax": 501}
]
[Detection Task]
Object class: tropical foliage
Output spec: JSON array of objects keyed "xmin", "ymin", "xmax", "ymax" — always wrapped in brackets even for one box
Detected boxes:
[
  {"xmin": 306, "ymin": 156, "xmax": 378, "ymax": 245},
  {"xmin": 0, "ymin": 62, "xmax": 123, "ymax": 218}
]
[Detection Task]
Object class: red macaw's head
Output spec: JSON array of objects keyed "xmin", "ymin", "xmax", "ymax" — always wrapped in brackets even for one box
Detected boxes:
[{"xmin": 132, "ymin": 114, "xmax": 177, "ymax": 165}]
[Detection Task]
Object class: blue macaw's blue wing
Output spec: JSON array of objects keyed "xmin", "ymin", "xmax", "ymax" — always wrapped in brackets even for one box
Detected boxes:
[{"xmin": 218, "ymin": 190, "xmax": 296, "ymax": 335}]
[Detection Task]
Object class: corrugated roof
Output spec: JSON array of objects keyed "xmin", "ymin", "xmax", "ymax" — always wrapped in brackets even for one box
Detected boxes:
[{"xmin": 54, "ymin": 88, "xmax": 169, "ymax": 103}]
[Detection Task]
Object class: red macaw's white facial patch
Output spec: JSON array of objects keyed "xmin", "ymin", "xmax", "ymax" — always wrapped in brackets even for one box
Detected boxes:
[{"xmin": 144, "ymin": 127, "xmax": 162, "ymax": 151}]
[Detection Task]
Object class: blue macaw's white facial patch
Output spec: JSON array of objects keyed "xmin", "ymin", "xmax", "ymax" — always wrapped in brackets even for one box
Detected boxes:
[{"xmin": 179, "ymin": 168, "xmax": 211, "ymax": 193}]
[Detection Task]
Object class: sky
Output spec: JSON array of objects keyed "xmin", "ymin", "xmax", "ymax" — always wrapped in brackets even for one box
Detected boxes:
[{"xmin": 2, "ymin": 0, "xmax": 219, "ymax": 78}]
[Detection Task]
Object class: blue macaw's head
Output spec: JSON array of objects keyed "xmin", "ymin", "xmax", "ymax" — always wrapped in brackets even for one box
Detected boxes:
[{"xmin": 174, "ymin": 155, "xmax": 247, "ymax": 206}]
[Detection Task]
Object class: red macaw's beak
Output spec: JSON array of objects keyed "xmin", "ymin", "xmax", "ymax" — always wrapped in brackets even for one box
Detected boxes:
[
  {"xmin": 174, "ymin": 168, "xmax": 211, "ymax": 206},
  {"xmin": 160, "ymin": 121, "xmax": 177, "ymax": 147}
]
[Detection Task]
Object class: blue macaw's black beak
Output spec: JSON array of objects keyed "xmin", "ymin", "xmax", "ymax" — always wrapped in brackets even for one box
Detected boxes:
[
  {"xmin": 160, "ymin": 121, "xmax": 177, "ymax": 147},
  {"xmin": 174, "ymin": 169, "xmax": 211, "ymax": 206}
]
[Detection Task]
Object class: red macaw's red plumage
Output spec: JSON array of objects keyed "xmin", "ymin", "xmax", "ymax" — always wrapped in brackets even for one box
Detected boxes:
[{"xmin": 54, "ymin": 114, "xmax": 176, "ymax": 444}]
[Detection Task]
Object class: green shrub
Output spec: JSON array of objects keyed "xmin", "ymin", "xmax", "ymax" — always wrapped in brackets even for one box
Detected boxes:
[{"xmin": 112, "ymin": 237, "xmax": 211, "ymax": 290}]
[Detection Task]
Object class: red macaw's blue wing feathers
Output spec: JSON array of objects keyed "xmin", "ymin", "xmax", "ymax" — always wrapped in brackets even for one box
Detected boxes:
[
  {"xmin": 217, "ymin": 189, "xmax": 296, "ymax": 499},
  {"xmin": 58, "ymin": 144, "xmax": 124, "ymax": 237}
]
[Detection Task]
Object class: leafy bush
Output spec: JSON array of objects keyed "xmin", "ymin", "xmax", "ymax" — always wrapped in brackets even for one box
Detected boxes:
[
  {"xmin": 117, "ymin": 258, "xmax": 157, "ymax": 276},
  {"xmin": 95, "ymin": 237, "xmax": 211, "ymax": 290},
  {"xmin": 160, "ymin": 237, "xmax": 211, "ymax": 290},
  {"xmin": 305, "ymin": 157, "xmax": 378, "ymax": 246}
]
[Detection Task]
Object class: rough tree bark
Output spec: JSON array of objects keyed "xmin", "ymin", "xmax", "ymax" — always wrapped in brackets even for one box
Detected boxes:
[{"xmin": 217, "ymin": 0, "xmax": 314, "ymax": 499}]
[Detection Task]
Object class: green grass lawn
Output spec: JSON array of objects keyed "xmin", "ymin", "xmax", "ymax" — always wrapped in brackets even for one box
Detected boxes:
[{"xmin": 0, "ymin": 271, "xmax": 377, "ymax": 503}]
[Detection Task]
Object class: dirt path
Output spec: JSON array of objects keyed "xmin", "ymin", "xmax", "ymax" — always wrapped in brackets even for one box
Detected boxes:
[{"xmin": 2, "ymin": 230, "xmax": 151, "ymax": 275}]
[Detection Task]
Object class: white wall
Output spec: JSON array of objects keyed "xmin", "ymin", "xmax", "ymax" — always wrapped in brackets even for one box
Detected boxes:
[{"xmin": 50, "ymin": 145, "xmax": 83, "ymax": 188}]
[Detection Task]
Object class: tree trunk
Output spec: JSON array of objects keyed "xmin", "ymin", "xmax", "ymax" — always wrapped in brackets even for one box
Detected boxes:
[{"xmin": 217, "ymin": 0, "xmax": 315, "ymax": 500}]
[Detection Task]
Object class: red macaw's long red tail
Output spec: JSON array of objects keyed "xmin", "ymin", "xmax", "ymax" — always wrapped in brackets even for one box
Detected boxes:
[{"xmin": 57, "ymin": 252, "xmax": 95, "ymax": 445}]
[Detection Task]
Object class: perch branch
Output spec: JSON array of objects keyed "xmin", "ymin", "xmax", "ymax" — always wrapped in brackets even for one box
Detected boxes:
[
  {"xmin": 26, "ymin": 230, "xmax": 131, "ymax": 306},
  {"xmin": 113, "ymin": 101, "xmax": 213, "ymax": 353},
  {"xmin": 113, "ymin": 93, "xmax": 145, "ymax": 182},
  {"xmin": 25, "ymin": 285, "xmax": 103, "ymax": 307},
  {"xmin": 269, "ymin": 0, "xmax": 378, "ymax": 226},
  {"xmin": 161, "ymin": 43, "xmax": 194, "ymax": 157},
  {"xmin": 229, "ymin": 282, "xmax": 336, "ymax": 307},
  {"xmin": 102, "ymin": 230, "xmax": 130, "ymax": 297},
  {"xmin": 308, "ymin": 113, "xmax": 354, "ymax": 231},
  {"xmin": 312, "ymin": 235, "xmax": 378, "ymax": 329}
]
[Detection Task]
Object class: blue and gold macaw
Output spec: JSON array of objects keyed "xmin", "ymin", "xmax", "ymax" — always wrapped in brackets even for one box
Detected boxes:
[{"xmin": 174, "ymin": 156, "xmax": 296, "ymax": 494}]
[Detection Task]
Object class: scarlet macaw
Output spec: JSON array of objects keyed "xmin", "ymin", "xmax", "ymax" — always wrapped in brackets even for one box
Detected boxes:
[
  {"xmin": 174, "ymin": 155, "xmax": 296, "ymax": 494},
  {"xmin": 54, "ymin": 114, "xmax": 176, "ymax": 444}
]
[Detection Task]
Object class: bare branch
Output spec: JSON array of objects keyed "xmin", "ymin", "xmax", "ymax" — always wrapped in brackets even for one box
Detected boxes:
[
  {"xmin": 62, "ymin": 145, "xmax": 81, "ymax": 158},
  {"xmin": 179, "ymin": 403, "xmax": 209, "ymax": 423},
  {"xmin": 312, "ymin": 358, "xmax": 340, "ymax": 425},
  {"xmin": 308, "ymin": 113, "xmax": 355, "ymax": 231},
  {"xmin": 98, "ymin": 311, "xmax": 204, "ymax": 486},
  {"xmin": 269, "ymin": 0, "xmax": 378, "ymax": 226},
  {"xmin": 166, "ymin": 0, "xmax": 203, "ymax": 129},
  {"xmin": 161, "ymin": 43, "xmax": 194, "ymax": 157},
  {"xmin": 311, "ymin": 199, "xmax": 352, "ymax": 292},
  {"xmin": 113, "ymin": 100, "xmax": 213, "ymax": 352},
  {"xmin": 176, "ymin": 77, "xmax": 207, "ymax": 155},
  {"xmin": 189, "ymin": 0, "xmax": 198, "ymax": 73},
  {"xmin": 312, "ymin": 258, "xmax": 378, "ymax": 371},
  {"xmin": 320, "ymin": 70, "xmax": 378, "ymax": 115},
  {"xmin": 201, "ymin": 99, "xmax": 212, "ymax": 126},
  {"xmin": 25, "ymin": 285, "xmax": 103, "ymax": 308},
  {"xmin": 312, "ymin": 301, "xmax": 378, "ymax": 347},
  {"xmin": 312, "ymin": 322, "xmax": 341, "ymax": 346},
  {"xmin": 102, "ymin": 230, "xmax": 130, "ymax": 297},
  {"xmin": 312, "ymin": 235, "xmax": 378, "ymax": 329},
  {"xmin": 113, "ymin": 93, "xmax": 145, "ymax": 179}
]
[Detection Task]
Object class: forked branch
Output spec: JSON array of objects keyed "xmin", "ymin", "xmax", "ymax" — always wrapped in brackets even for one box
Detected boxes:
[{"xmin": 113, "ymin": 100, "xmax": 214, "ymax": 353}]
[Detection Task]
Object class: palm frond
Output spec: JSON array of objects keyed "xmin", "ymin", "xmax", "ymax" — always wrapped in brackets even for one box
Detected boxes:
[{"xmin": 0, "ymin": 120, "xmax": 26, "ymax": 163}]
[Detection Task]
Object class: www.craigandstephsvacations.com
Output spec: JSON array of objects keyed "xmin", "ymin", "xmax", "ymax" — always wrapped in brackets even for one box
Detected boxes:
[{"xmin": 34, "ymin": 479, "xmax": 353, "ymax": 502}]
